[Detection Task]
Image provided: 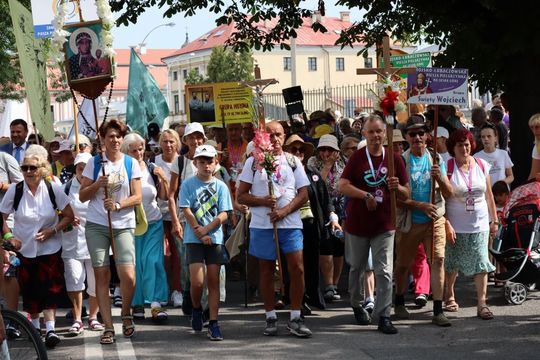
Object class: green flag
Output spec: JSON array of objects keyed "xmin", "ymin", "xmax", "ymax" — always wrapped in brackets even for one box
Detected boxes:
[
  {"xmin": 126, "ymin": 48, "xmax": 169, "ymax": 137},
  {"xmin": 9, "ymin": 0, "xmax": 53, "ymax": 140}
]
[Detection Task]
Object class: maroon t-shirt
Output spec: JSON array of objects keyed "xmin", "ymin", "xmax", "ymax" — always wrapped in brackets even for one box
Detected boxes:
[{"xmin": 341, "ymin": 147, "xmax": 408, "ymax": 237}]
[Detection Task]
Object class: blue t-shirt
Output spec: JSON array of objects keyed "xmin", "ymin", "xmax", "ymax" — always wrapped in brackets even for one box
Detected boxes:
[
  {"xmin": 409, "ymin": 152, "xmax": 446, "ymax": 224},
  {"xmin": 179, "ymin": 176, "xmax": 233, "ymax": 244}
]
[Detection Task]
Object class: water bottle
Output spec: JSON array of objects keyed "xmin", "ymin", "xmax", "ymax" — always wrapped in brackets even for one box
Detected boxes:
[
  {"xmin": 9, "ymin": 255, "xmax": 20, "ymax": 267},
  {"xmin": 333, "ymin": 228, "xmax": 344, "ymax": 239}
]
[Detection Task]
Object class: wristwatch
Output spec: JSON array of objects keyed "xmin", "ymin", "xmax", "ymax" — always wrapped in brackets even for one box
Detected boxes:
[
  {"xmin": 364, "ymin": 192, "xmax": 374, "ymax": 201},
  {"xmin": 114, "ymin": 202, "xmax": 121, "ymax": 212}
]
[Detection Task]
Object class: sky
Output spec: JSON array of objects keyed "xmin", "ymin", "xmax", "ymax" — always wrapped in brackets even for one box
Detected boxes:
[{"xmin": 112, "ymin": 1, "xmax": 363, "ymax": 50}]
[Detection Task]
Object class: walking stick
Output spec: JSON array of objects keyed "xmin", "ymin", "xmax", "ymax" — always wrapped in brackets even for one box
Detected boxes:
[
  {"xmin": 92, "ymin": 98, "xmax": 115, "ymax": 244},
  {"xmin": 430, "ymin": 106, "xmax": 439, "ymax": 264},
  {"xmin": 268, "ymin": 182, "xmax": 284, "ymax": 296},
  {"xmin": 243, "ymin": 213, "xmax": 249, "ymax": 308}
]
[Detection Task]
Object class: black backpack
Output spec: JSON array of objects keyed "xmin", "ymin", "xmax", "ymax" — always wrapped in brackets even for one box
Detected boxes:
[{"xmin": 13, "ymin": 180, "xmax": 58, "ymax": 212}]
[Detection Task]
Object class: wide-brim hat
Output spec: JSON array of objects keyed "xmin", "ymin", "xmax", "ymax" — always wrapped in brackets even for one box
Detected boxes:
[
  {"xmin": 317, "ymin": 134, "xmax": 340, "ymax": 152},
  {"xmin": 284, "ymin": 134, "xmax": 314, "ymax": 159},
  {"xmin": 313, "ymin": 124, "xmax": 334, "ymax": 139}
]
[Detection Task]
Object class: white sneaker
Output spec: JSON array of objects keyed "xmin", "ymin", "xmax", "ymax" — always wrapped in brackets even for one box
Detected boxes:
[{"xmin": 171, "ymin": 290, "xmax": 183, "ymax": 308}]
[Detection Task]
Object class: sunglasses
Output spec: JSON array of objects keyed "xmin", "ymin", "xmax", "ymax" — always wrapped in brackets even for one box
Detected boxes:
[
  {"xmin": 21, "ymin": 165, "xmax": 38, "ymax": 172},
  {"xmin": 70, "ymin": 143, "xmax": 89, "ymax": 151},
  {"xmin": 289, "ymin": 146, "xmax": 304, "ymax": 154},
  {"xmin": 407, "ymin": 130, "xmax": 426, "ymax": 138}
]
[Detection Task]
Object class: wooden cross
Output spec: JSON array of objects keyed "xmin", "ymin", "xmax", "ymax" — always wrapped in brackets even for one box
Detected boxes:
[
  {"xmin": 241, "ymin": 65, "xmax": 278, "ymax": 129},
  {"xmin": 356, "ymin": 35, "xmax": 415, "ymax": 226}
]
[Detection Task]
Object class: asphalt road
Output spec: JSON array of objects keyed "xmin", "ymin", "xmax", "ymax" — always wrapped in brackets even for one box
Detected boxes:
[{"xmin": 48, "ymin": 276, "xmax": 540, "ymax": 360}]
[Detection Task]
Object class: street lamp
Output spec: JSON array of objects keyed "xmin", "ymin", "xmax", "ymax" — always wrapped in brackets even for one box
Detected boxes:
[{"xmin": 138, "ymin": 22, "xmax": 176, "ymax": 54}]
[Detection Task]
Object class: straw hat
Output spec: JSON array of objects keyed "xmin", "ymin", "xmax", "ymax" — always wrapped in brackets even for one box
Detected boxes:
[{"xmin": 284, "ymin": 134, "xmax": 314, "ymax": 160}]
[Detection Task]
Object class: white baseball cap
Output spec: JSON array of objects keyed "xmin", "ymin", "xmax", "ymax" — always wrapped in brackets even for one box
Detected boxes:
[
  {"xmin": 74, "ymin": 152, "xmax": 92, "ymax": 166},
  {"xmin": 183, "ymin": 122, "xmax": 207, "ymax": 142},
  {"xmin": 53, "ymin": 140, "xmax": 72, "ymax": 153},
  {"xmin": 193, "ymin": 144, "xmax": 217, "ymax": 159},
  {"xmin": 435, "ymin": 126, "xmax": 449, "ymax": 139}
]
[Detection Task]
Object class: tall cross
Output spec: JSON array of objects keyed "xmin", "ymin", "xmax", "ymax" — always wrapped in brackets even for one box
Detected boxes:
[
  {"xmin": 242, "ymin": 65, "xmax": 278, "ymax": 129},
  {"xmin": 356, "ymin": 35, "xmax": 415, "ymax": 227}
]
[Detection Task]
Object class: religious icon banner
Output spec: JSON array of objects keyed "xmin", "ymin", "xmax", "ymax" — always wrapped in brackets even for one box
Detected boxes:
[{"xmin": 407, "ymin": 67, "xmax": 468, "ymax": 106}]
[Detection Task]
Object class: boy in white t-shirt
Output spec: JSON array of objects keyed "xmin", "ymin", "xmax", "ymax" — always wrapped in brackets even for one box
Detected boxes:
[{"xmin": 474, "ymin": 124, "xmax": 514, "ymax": 185}]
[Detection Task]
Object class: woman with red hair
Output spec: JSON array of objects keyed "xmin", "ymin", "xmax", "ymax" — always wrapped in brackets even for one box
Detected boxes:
[{"xmin": 443, "ymin": 129, "xmax": 497, "ymax": 320}]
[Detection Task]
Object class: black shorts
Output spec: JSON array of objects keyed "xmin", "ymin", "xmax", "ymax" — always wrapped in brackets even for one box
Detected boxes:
[
  {"xmin": 186, "ymin": 244, "xmax": 229, "ymax": 265},
  {"xmin": 320, "ymin": 234, "xmax": 345, "ymax": 257}
]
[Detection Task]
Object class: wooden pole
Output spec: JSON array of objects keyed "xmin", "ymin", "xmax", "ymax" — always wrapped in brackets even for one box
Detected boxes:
[
  {"xmin": 268, "ymin": 181, "xmax": 284, "ymax": 296},
  {"xmin": 430, "ymin": 106, "xmax": 439, "ymax": 263},
  {"xmin": 92, "ymin": 99, "xmax": 115, "ymax": 243},
  {"xmin": 72, "ymin": 98, "xmax": 79, "ymax": 152},
  {"xmin": 385, "ymin": 115, "xmax": 396, "ymax": 227}
]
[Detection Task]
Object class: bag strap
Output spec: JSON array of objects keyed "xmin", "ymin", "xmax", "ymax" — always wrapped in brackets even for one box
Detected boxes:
[
  {"xmin": 447, "ymin": 157, "xmax": 485, "ymax": 179},
  {"xmin": 13, "ymin": 179, "xmax": 58, "ymax": 212},
  {"xmin": 175, "ymin": 155, "xmax": 185, "ymax": 201},
  {"xmin": 93, "ymin": 154, "xmax": 132, "ymax": 183},
  {"xmin": 64, "ymin": 178, "xmax": 73, "ymax": 196}
]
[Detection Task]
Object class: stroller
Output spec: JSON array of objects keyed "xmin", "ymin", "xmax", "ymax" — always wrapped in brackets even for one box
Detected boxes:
[{"xmin": 489, "ymin": 181, "xmax": 540, "ymax": 305}]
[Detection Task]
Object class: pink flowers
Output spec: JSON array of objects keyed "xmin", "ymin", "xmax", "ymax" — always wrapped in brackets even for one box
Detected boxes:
[{"xmin": 253, "ymin": 129, "xmax": 281, "ymax": 178}]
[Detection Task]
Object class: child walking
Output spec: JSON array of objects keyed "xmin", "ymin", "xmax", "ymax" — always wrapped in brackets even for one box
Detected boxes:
[{"xmin": 179, "ymin": 145, "xmax": 233, "ymax": 341}]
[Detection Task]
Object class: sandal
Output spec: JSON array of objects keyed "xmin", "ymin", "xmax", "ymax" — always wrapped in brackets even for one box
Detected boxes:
[
  {"xmin": 65, "ymin": 320, "xmax": 84, "ymax": 337},
  {"xmin": 443, "ymin": 300, "xmax": 459, "ymax": 312},
  {"xmin": 113, "ymin": 295, "xmax": 123, "ymax": 307},
  {"xmin": 121, "ymin": 315, "xmax": 136, "ymax": 338},
  {"xmin": 88, "ymin": 318, "xmax": 104, "ymax": 331},
  {"xmin": 100, "ymin": 329, "xmax": 116, "ymax": 345},
  {"xmin": 477, "ymin": 306, "xmax": 494, "ymax": 320},
  {"xmin": 151, "ymin": 307, "xmax": 168, "ymax": 322}
]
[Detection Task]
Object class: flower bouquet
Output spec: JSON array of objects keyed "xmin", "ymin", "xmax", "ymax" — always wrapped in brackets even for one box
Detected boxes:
[{"xmin": 368, "ymin": 76, "xmax": 407, "ymax": 123}]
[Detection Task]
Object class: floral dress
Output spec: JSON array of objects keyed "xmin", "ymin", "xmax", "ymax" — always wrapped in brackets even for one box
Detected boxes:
[{"xmin": 307, "ymin": 155, "xmax": 346, "ymax": 219}]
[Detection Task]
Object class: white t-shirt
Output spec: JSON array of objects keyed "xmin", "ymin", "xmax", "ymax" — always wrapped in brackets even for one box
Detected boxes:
[
  {"xmin": 0, "ymin": 180, "xmax": 70, "ymax": 258},
  {"xmin": 474, "ymin": 149, "xmax": 513, "ymax": 184},
  {"xmin": 446, "ymin": 158, "xmax": 491, "ymax": 233},
  {"xmin": 61, "ymin": 177, "xmax": 90, "ymax": 259},
  {"xmin": 532, "ymin": 145, "xmax": 540, "ymax": 160},
  {"xmin": 171, "ymin": 155, "xmax": 197, "ymax": 223},
  {"xmin": 140, "ymin": 167, "xmax": 162, "ymax": 223},
  {"xmin": 82, "ymin": 154, "xmax": 142, "ymax": 229},
  {"xmin": 154, "ymin": 154, "xmax": 176, "ymax": 221},
  {"xmin": 440, "ymin": 152, "xmax": 452, "ymax": 164},
  {"xmin": 238, "ymin": 154, "xmax": 310, "ymax": 229}
]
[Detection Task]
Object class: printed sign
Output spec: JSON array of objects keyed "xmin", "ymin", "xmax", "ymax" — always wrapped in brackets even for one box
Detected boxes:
[
  {"xmin": 384, "ymin": 52, "xmax": 431, "ymax": 68},
  {"xmin": 186, "ymin": 82, "xmax": 253, "ymax": 125},
  {"xmin": 407, "ymin": 67, "xmax": 468, "ymax": 106},
  {"xmin": 30, "ymin": 0, "xmax": 98, "ymax": 39}
]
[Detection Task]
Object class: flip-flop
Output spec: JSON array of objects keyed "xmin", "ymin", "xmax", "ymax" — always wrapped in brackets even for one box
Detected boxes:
[
  {"xmin": 444, "ymin": 300, "xmax": 459, "ymax": 312},
  {"xmin": 477, "ymin": 306, "xmax": 494, "ymax": 320}
]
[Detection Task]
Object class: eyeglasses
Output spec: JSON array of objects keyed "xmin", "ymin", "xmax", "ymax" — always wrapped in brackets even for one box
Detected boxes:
[
  {"xmin": 407, "ymin": 130, "xmax": 426, "ymax": 138},
  {"xmin": 21, "ymin": 165, "xmax": 38, "ymax": 172},
  {"xmin": 289, "ymin": 146, "xmax": 304, "ymax": 154},
  {"xmin": 70, "ymin": 143, "xmax": 89, "ymax": 151}
]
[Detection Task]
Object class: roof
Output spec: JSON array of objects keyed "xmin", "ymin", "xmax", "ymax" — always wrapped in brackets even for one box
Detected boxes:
[
  {"xmin": 162, "ymin": 16, "xmax": 365, "ymax": 60},
  {"xmin": 114, "ymin": 49, "xmax": 176, "ymax": 65}
]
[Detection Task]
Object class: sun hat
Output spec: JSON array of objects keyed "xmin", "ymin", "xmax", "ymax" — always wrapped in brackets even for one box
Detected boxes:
[
  {"xmin": 317, "ymin": 134, "xmax": 340, "ymax": 152},
  {"xmin": 53, "ymin": 140, "xmax": 72, "ymax": 153},
  {"xmin": 284, "ymin": 134, "xmax": 314, "ymax": 159},
  {"xmin": 313, "ymin": 124, "xmax": 334, "ymax": 139}
]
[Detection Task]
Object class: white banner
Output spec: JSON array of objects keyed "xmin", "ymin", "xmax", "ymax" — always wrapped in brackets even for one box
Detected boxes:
[
  {"xmin": 76, "ymin": 98, "xmax": 98, "ymax": 140},
  {"xmin": 30, "ymin": 0, "xmax": 98, "ymax": 39}
]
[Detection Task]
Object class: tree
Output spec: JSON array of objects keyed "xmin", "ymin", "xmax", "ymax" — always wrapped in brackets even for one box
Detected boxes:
[
  {"xmin": 206, "ymin": 46, "xmax": 254, "ymax": 83},
  {"xmin": 109, "ymin": 1, "xmax": 540, "ymax": 184},
  {"xmin": 0, "ymin": 0, "xmax": 30, "ymax": 100},
  {"xmin": 185, "ymin": 68, "xmax": 204, "ymax": 84}
]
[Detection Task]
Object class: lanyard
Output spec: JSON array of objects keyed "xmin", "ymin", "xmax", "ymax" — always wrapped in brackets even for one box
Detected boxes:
[
  {"xmin": 456, "ymin": 159, "xmax": 473, "ymax": 193},
  {"xmin": 365, "ymin": 147, "xmax": 385, "ymax": 182}
]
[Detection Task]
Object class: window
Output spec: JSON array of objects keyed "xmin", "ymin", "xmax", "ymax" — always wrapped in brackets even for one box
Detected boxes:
[
  {"xmin": 183, "ymin": 69, "xmax": 188, "ymax": 78},
  {"xmin": 173, "ymin": 71, "xmax": 178, "ymax": 80},
  {"xmin": 283, "ymin": 57, "xmax": 291, "ymax": 71},
  {"xmin": 194, "ymin": 67, "xmax": 200, "ymax": 75},
  {"xmin": 336, "ymin": 57, "xmax": 345, "ymax": 71},
  {"xmin": 308, "ymin": 57, "xmax": 317, "ymax": 71},
  {"xmin": 364, "ymin": 57, "xmax": 373, "ymax": 69},
  {"xmin": 174, "ymin": 95, "xmax": 179, "ymax": 114}
]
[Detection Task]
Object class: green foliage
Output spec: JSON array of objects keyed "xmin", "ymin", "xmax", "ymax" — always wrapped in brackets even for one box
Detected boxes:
[
  {"xmin": 205, "ymin": 46, "xmax": 254, "ymax": 83},
  {"xmin": 185, "ymin": 68, "xmax": 205, "ymax": 84},
  {"xmin": 0, "ymin": 0, "xmax": 31, "ymax": 100}
]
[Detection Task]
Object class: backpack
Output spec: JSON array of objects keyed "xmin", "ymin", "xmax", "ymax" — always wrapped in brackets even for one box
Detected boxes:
[
  {"xmin": 13, "ymin": 179, "xmax": 58, "ymax": 212},
  {"xmin": 447, "ymin": 157, "xmax": 485, "ymax": 179},
  {"xmin": 92, "ymin": 154, "xmax": 133, "ymax": 183},
  {"xmin": 64, "ymin": 178, "xmax": 73, "ymax": 196}
]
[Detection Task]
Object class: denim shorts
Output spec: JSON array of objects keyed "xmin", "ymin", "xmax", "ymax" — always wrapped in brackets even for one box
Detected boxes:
[{"xmin": 249, "ymin": 228, "xmax": 303, "ymax": 260}]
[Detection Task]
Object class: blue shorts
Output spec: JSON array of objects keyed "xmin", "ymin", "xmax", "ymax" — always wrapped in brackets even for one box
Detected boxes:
[{"xmin": 249, "ymin": 228, "xmax": 303, "ymax": 260}]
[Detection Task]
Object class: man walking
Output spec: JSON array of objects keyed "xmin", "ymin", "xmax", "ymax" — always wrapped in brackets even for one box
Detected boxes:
[
  {"xmin": 0, "ymin": 119, "xmax": 30, "ymax": 165},
  {"xmin": 237, "ymin": 121, "xmax": 311, "ymax": 337},
  {"xmin": 338, "ymin": 115, "xmax": 409, "ymax": 334},
  {"xmin": 393, "ymin": 116, "xmax": 453, "ymax": 327}
]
